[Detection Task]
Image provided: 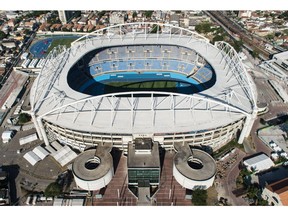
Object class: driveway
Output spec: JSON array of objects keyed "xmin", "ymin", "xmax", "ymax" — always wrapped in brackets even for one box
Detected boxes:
[{"xmin": 215, "ymin": 148, "xmax": 249, "ymax": 206}]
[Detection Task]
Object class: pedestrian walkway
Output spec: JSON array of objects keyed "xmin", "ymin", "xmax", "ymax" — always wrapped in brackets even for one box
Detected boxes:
[
  {"xmin": 90, "ymin": 150, "xmax": 192, "ymax": 206},
  {"xmin": 214, "ymin": 148, "xmax": 249, "ymax": 206},
  {"xmin": 92, "ymin": 152, "xmax": 137, "ymax": 206},
  {"xmin": 153, "ymin": 151, "xmax": 192, "ymax": 206}
]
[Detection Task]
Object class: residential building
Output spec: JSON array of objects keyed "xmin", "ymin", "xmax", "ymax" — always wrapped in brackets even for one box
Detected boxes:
[
  {"xmin": 7, "ymin": 19, "xmax": 16, "ymax": 27},
  {"xmin": 77, "ymin": 16, "xmax": 88, "ymax": 25},
  {"xmin": 61, "ymin": 24, "xmax": 73, "ymax": 32},
  {"xmin": 170, "ymin": 14, "xmax": 180, "ymax": 26},
  {"xmin": 109, "ymin": 12, "xmax": 125, "ymax": 25},
  {"xmin": 1, "ymin": 40, "xmax": 17, "ymax": 49},
  {"xmin": 262, "ymin": 177, "xmax": 288, "ymax": 206},
  {"xmin": 58, "ymin": 10, "xmax": 76, "ymax": 24},
  {"xmin": 5, "ymin": 11, "xmax": 18, "ymax": 19}
]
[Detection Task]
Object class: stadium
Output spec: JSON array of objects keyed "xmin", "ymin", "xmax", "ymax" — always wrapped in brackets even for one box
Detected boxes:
[
  {"xmin": 29, "ymin": 23, "xmax": 257, "ymax": 192},
  {"xmin": 30, "ymin": 22, "xmax": 257, "ymax": 151}
]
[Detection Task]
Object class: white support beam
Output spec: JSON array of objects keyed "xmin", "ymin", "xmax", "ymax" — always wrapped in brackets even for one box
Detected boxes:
[
  {"xmin": 171, "ymin": 94, "xmax": 175, "ymax": 124},
  {"xmin": 151, "ymin": 93, "xmax": 154, "ymax": 126},
  {"xmin": 131, "ymin": 94, "xmax": 134, "ymax": 128},
  {"xmin": 111, "ymin": 96, "xmax": 115, "ymax": 126},
  {"xmin": 37, "ymin": 118, "xmax": 50, "ymax": 146}
]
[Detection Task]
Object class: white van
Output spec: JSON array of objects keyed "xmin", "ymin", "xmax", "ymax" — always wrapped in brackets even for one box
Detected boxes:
[
  {"xmin": 2, "ymin": 130, "xmax": 16, "ymax": 143},
  {"xmin": 32, "ymin": 194, "xmax": 37, "ymax": 205},
  {"xmin": 25, "ymin": 195, "xmax": 32, "ymax": 205}
]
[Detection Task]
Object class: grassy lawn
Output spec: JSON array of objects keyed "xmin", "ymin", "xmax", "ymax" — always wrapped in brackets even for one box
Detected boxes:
[
  {"xmin": 212, "ymin": 139, "xmax": 244, "ymax": 160},
  {"xmin": 46, "ymin": 38, "xmax": 76, "ymax": 53}
]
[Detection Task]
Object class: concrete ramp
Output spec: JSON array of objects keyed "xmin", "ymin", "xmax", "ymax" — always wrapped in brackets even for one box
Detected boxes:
[{"xmin": 137, "ymin": 186, "xmax": 151, "ymax": 206}]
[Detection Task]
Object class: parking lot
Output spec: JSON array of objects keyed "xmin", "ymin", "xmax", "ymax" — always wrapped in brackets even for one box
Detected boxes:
[{"xmin": 0, "ymin": 126, "xmax": 64, "ymax": 205}]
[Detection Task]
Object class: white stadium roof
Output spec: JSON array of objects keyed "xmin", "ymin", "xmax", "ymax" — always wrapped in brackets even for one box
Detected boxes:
[{"xmin": 30, "ymin": 23, "xmax": 257, "ymax": 135}]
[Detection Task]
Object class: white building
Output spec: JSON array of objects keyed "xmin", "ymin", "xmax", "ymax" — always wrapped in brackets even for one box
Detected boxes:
[
  {"xmin": 109, "ymin": 12, "xmax": 125, "ymax": 25},
  {"xmin": 2, "ymin": 41, "xmax": 16, "ymax": 49},
  {"xmin": 238, "ymin": 11, "xmax": 252, "ymax": 19},
  {"xmin": 5, "ymin": 11, "xmax": 19, "ymax": 19},
  {"xmin": 30, "ymin": 23, "xmax": 257, "ymax": 153},
  {"xmin": 72, "ymin": 148, "xmax": 114, "ymax": 191},
  {"xmin": 268, "ymin": 80, "xmax": 288, "ymax": 103},
  {"xmin": 58, "ymin": 11, "xmax": 75, "ymax": 24},
  {"xmin": 243, "ymin": 153, "xmax": 274, "ymax": 173},
  {"xmin": 259, "ymin": 51, "xmax": 288, "ymax": 81},
  {"xmin": 1, "ymin": 130, "xmax": 16, "ymax": 143},
  {"xmin": 23, "ymin": 151, "xmax": 41, "ymax": 166},
  {"xmin": 21, "ymin": 52, "xmax": 29, "ymax": 60},
  {"xmin": 173, "ymin": 144, "xmax": 216, "ymax": 190}
]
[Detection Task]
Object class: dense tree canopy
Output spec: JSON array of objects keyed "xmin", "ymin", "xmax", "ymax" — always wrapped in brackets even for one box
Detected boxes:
[
  {"xmin": 144, "ymin": 11, "xmax": 153, "ymax": 18},
  {"xmin": 232, "ymin": 40, "xmax": 243, "ymax": 53},
  {"xmin": 192, "ymin": 189, "xmax": 207, "ymax": 206},
  {"xmin": 195, "ymin": 22, "xmax": 212, "ymax": 34},
  {"xmin": 150, "ymin": 24, "xmax": 161, "ymax": 33},
  {"xmin": 279, "ymin": 11, "xmax": 288, "ymax": 20},
  {"xmin": 212, "ymin": 35, "xmax": 224, "ymax": 44},
  {"xmin": 0, "ymin": 31, "xmax": 7, "ymax": 40},
  {"xmin": 44, "ymin": 182, "xmax": 62, "ymax": 198},
  {"xmin": 251, "ymin": 50, "xmax": 259, "ymax": 59},
  {"xmin": 18, "ymin": 113, "xmax": 31, "ymax": 124}
]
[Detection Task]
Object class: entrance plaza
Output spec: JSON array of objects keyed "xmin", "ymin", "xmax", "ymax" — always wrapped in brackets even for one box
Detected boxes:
[{"xmin": 89, "ymin": 149, "xmax": 192, "ymax": 206}]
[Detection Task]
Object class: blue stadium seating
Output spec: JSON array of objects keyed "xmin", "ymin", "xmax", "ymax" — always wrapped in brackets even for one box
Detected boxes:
[{"xmin": 86, "ymin": 45, "xmax": 213, "ymax": 84}]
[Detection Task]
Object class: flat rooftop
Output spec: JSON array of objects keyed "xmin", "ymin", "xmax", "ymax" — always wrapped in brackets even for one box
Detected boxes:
[
  {"xmin": 267, "ymin": 177, "xmax": 288, "ymax": 194},
  {"xmin": 174, "ymin": 143, "xmax": 217, "ymax": 181},
  {"xmin": 127, "ymin": 139, "xmax": 160, "ymax": 168},
  {"xmin": 72, "ymin": 147, "xmax": 113, "ymax": 181}
]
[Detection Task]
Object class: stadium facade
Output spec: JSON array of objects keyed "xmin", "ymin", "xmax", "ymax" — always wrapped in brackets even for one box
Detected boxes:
[
  {"xmin": 29, "ymin": 23, "xmax": 257, "ymax": 191},
  {"xmin": 30, "ymin": 22, "xmax": 257, "ymax": 153}
]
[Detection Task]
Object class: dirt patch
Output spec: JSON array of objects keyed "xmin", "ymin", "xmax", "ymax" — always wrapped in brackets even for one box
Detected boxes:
[{"xmin": 207, "ymin": 185, "xmax": 218, "ymax": 205}]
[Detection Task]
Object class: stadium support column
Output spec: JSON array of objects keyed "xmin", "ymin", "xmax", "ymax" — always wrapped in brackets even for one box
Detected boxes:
[
  {"xmin": 238, "ymin": 110, "xmax": 257, "ymax": 144},
  {"xmin": 31, "ymin": 112, "xmax": 42, "ymax": 140},
  {"xmin": 37, "ymin": 117, "xmax": 50, "ymax": 146}
]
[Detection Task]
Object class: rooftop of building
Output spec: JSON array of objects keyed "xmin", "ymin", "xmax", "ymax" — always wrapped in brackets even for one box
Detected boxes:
[
  {"xmin": 173, "ymin": 143, "xmax": 217, "ymax": 181},
  {"xmin": 267, "ymin": 177, "xmax": 288, "ymax": 195},
  {"xmin": 266, "ymin": 177, "xmax": 288, "ymax": 205},
  {"xmin": 127, "ymin": 138, "xmax": 160, "ymax": 169},
  {"xmin": 72, "ymin": 146, "xmax": 113, "ymax": 181},
  {"xmin": 243, "ymin": 153, "xmax": 275, "ymax": 171}
]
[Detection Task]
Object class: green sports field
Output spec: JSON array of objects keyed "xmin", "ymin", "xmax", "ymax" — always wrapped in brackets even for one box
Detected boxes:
[
  {"xmin": 46, "ymin": 38, "xmax": 76, "ymax": 53},
  {"xmin": 105, "ymin": 80, "xmax": 177, "ymax": 89},
  {"xmin": 103, "ymin": 80, "xmax": 179, "ymax": 94}
]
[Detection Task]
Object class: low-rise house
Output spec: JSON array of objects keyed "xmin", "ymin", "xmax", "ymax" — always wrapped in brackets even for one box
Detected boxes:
[
  {"xmin": 1, "ymin": 40, "xmax": 17, "ymax": 49},
  {"xmin": 38, "ymin": 23, "xmax": 51, "ymax": 32},
  {"xmin": 77, "ymin": 16, "xmax": 88, "ymax": 25},
  {"xmin": 7, "ymin": 18, "xmax": 16, "ymax": 27},
  {"xmin": 83, "ymin": 24, "xmax": 95, "ymax": 32},
  {"xmin": 61, "ymin": 23, "xmax": 73, "ymax": 32},
  {"xmin": 24, "ymin": 21, "xmax": 34, "ymax": 30},
  {"xmin": 50, "ymin": 24, "xmax": 62, "ymax": 31}
]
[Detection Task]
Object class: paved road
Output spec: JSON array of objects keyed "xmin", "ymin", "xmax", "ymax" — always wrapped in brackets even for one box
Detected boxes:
[
  {"xmin": 215, "ymin": 148, "xmax": 249, "ymax": 206},
  {"xmin": 225, "ymin": 149, "xmax": 248, "ymax": 206},
  {"xmin": 250, "ymin": 118, "xmax": 273, "ymax": 156}
]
